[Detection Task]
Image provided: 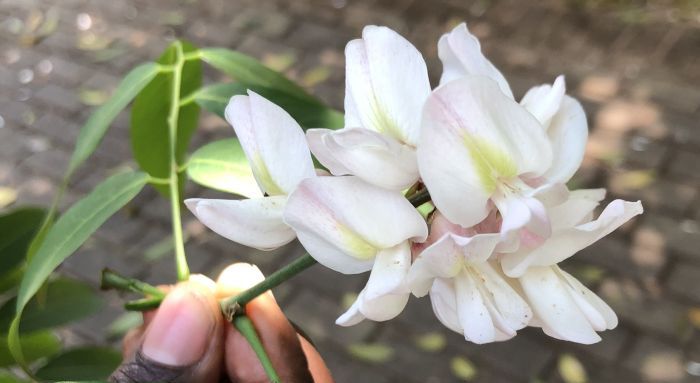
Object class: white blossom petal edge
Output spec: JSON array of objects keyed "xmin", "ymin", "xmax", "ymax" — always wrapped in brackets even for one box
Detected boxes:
[{"xmin": 186, "ymin": 91, "xmax": 315, "ymax": 250}]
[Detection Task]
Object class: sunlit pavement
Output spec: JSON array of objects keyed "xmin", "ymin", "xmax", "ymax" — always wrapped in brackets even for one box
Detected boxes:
[{"xmin": 1, "ymin": 0, "xmax": 699, "ymax": 381}]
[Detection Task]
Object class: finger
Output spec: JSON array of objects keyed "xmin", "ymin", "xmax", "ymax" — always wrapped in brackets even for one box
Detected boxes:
[
  {"xmin": 298, "ymin": 335, "xmax": 334, "ymax": 383},
  {"xmin": 216, "ymin": 263, "xmax": 315, "ymax": 382},
  {"xmin": 110, "ymin": 275, "xmax": 224, "ymax": 383}
]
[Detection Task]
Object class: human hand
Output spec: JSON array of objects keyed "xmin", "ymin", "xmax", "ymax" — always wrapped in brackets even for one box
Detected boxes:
[{"xmin": 109, "ymin": 263, "xmax": 333, "ymax": 383}]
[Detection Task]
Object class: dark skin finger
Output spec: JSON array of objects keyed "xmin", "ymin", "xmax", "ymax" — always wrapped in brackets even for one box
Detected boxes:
[{"xmin": 216, "ymin": 263, "xmax": 334, "ymax": 383}]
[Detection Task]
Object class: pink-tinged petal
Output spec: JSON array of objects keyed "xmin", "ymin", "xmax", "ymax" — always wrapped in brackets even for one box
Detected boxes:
[
  {"xmin": 364, "ymin": 242, "xmax": 411, "ymax": 300},
  {"xmin": 520, "ymin": 75, "xmax": 566, "ymax": 127},
  {"xmin": 283, "ymin": 176, "xmax": 428, "ymax": 273},
  {"xmin": 438, "ymin": 23, "xmax": 513, "ymax": 98},
  {"xmin": 541, "ymin": 96, "xmax": 589, "ymax": 184},
  {"xmin": 185, "ymin": 197, "xmax": 294, "ymax": 251},
  {"xmin": 493, "ymin": 192, "xmax": 551, "ymax": 250},
  {"xmin": 408, "ymin": 232, "xmax": 501, "ymax": 297},
  {"xmin": 418, "ymin": 76, "xmax": 552, "ymax": 227},
  {"xmin": 408, "ymin": 235, "xmax": 464, "ymax": 297},
  {"xmin": 345, "ymin": 26, "xmax": 430, "ymax": 145},
  {"xmin": 225, "ymin": 92, "xmax": 315, "ymax": 196},
  {"xmin": 306, "ymin": 128, "xmax": 419, "ymax": 190},
  {"xmin": 502, "ymin": 199, "xmax": 643, "ymax": 277},
  {"xmin": 455, "ymin": 271, "xmax": 495, "ymax": 343},
  {"xmin": 519, "ymin": 266, "xmax": 601, "ymax": 344},
  {"xmin": 558, "ymin": 267, "xmax": 617, "ymax": 330},
  {"xmin": 429, "ymin": 278, "xmax": 462, "ymax": 334}
]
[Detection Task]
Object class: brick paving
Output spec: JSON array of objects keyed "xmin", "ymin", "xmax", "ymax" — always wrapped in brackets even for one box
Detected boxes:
[{"xmin": 1, "ymin": 0, "xmax": 699, "ymax": 381}]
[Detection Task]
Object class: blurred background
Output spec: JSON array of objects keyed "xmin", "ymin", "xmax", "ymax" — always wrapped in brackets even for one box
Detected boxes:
[{"xmin": 1, "ymin": 0, "xmax": 699, "ymax": 381}]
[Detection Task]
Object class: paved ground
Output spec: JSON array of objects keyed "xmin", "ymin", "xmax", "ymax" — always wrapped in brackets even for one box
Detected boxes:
[{"xmin": 1, "ymin": 0, "xmax": 700, "ymax": 381}]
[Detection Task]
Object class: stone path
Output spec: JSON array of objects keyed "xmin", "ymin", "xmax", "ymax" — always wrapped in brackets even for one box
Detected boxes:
[{"xmin": 1, "ymin": 0, "xmax": 699, "ymax": 381}]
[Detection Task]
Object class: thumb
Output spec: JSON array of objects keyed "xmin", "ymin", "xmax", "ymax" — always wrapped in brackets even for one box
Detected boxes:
[{"xmin": 109, "ymin": 276, "xmax": 224, "ymax": 383}]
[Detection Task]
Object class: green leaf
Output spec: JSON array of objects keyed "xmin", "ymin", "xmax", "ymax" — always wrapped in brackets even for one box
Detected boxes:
[
  {"xmin": 66, "ymin": 62, "xmax": 160, "ymax": 178},
  {"xmin": 200, "ymin": 48, "xmax": 314, "ymax": 103},
  {"xmin": 0, "ymin": 370, "xmax": 30, "ymax": 383},
  {"xmin": 8, "ymin": 170, "xmax": 147, "ymax": 367},
  {"xmin": 35, "ymin": 347, "xmax": 121, "ymax": 381},
  {"xmin": 198, "ymin": 48, "xmax": 344, "ymax": 129},
  {"xmin": 346, "ymin": 343, "xmax": 394, "ymax": 364},
  {"xmin": 0, "ymin": 331, "xmax": 60, "ymax": 367},
  {"xmin": 450, "ymin": 356, "xmax": 477, "ymax": 381},
  {"xmin": 0, "ymin": 207, "xmax": 45, "ymax": 276},
  {"xmin": 0, "ymin": 278, "xmax": 102, "ymax": 333},
  {"xmin": 186, "ymin": 138, "xmax": 260, "ymax": 198},
  {"xmin": 191, "ymin": 82, "xmax": 247, "ymax": 118},
  {"xmin": 131, "ymin": 41, "xmax": 201, "ymax": 191},
  {"xmin": 194, "ymin": 82, "xmax": 343, "ymax": 130}
]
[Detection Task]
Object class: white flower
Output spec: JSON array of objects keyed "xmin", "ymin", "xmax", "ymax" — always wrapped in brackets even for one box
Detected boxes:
[
  {"xmin": 438, "ymin": 22, "xmax": 588, "ymax": 186},
  {"xmin": 418, "ymin": 75, "xmax": 559, "ymax": 243},
  {"xmin": 307, "ymin": 26, "xmax": 431, "ymax": 191},
  {"xmin": 283, "ymin": 176, "xmax": 428, "ymax": 324},
  {"xmin": 499, "ymin": 190, "xmax": 643, "ymax": 343},
  {"xmin": 519, "ymin": 265, "xmax": 618, "ymax": 344},
  {"xmin": 501, "ymin": 190, "xmax": 643, "ymax": 277},
  {"xmin": 407, "ymin": 213, "xmax": 531, "ymax": 343},
  {"xmin": 185, "ymin": 91, "xmax": 316, "ymax": 250}
]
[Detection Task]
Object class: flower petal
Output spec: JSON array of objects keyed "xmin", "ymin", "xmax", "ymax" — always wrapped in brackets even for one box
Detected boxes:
[
  {"xmin": 541, "ymin": 96, "xmax": 589, "ymax": 184},
  {"xmin": 365, "ymin": 242, "xmax": 411, "ymax": 300},
  {"xmin": 558, "ymin": 267, "xmax": 617, "ymax": 330},
  {"xmin": 520, "ymin": 75, "xmax": 566, "ymax": 127},
  {"xmin": 306, "ymin": 128, "xmax": 419, "ymax": 190},
  {"xmin": 438, "ymin": 23, "xmax": 513, "ymax": 98},
  {"xmin": 345, "ymin": 26, "xmax": 431, "ymax": 145},
  {"xmin": 419, "ymin": 76, "xmax": 552, "ymax": 227},
  {"xmin": 359, "ymin": 289, "xmax": 410, "ymax": 322},
  {"xmin": 519, "ymin": 266, "xmax": 601, "ymax": 344},
  {"xmin": 548, "ymin": 188, "xmax": 606, "ymax": 229},
  {"xmin": 502, "ymin": 199, "xmax": 643, "ymax": 277},
  {"xmin": 225, "ymin": 91, "xmax": 315, "ymax": 196},
  {"xmin": 429, "ymin": 277, "xmax": 462, "ymax": 334},
  {"xmin": 338, "ymin": 286, "xmax": 410, "ymax": 325},
  {"xmin": 409, "ymin": 232, "xmax": 501, "ymax": 297},
  {"xmin": 283, "ymin": 176, "xmax": 428, "ymax": 273},
  {"xmin": 473, "ymin": 262, "xmax": 532, "ymax": 334},
  {"xmin": 185, "ymin": 197, "xmax": 295, "ymax": 250},
  {"xmin": 455, "ymin": 271, "xmax": 495, "ymax": 343},
  {"xmin": 336, "ymin": 293, "xmax": 366, "ymax": 326}
]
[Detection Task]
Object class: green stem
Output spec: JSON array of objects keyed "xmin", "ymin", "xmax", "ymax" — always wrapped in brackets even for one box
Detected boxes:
[
  {"xmin": 106, "ymin": 254, "xmax": 318, "ymax": 314},
  {"xmin": 234, "ymin": 315, "xmax": 281, "ymax": 382},
  {"xmin": 220, "ymin": 253, "xmax": 317, "ymax": 319},
  {"xmin": 101, "ymin": 269, "xmax": 165, "ymax": 298},
  {"xmin": 124, "ymin": 297, "xmax": 164, "ymax": 311},
  {"xmin": 408, "ymin": 188, "xmax": 430, "ymax": 207},
  {"xmin": 168, "ymin": 41, "xmax": 189, "ymax": 282}
]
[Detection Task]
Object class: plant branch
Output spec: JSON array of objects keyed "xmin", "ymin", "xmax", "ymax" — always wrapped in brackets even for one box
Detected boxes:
[
  {"xmin": 407, "ymin": 188, "xmax": 431, "ymax": 207},
  {"xmin": 101, "ymin": 269, "xmax": 165, "ymax": 298},
  {"xmin": 234, "ymin": 315, "xmax": 282, "ymax": 382},
  {"xmin": 103, "ymin": 253, "xmax": 318, "ymax": 315},
  {"xmin": 219, "ymin": 253, "xmax": 317, "ymax": 319},
  {"xmin": 167, "ymin": 41, "xmax": 189, "ymax": 282}
]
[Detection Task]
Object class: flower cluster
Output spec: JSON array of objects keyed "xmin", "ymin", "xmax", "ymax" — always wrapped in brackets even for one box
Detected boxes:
[{"xmin": 186, "ymin": 23, "xmax": 643, "ymax": 344}]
